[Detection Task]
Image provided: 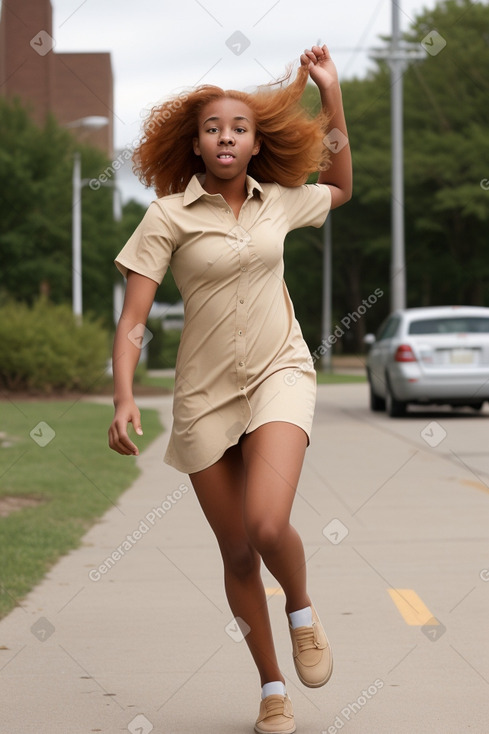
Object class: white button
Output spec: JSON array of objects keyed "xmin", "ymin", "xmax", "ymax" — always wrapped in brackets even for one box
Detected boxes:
[
  {"xmin": 241, "ymin": 266, "xmax": 246, "ymax": 272},
  {"xmin": 239, "ymin": 361, "xmax": 244, "ymax": 366},
  {"xmin": 238, "ymin": 330, "xmax": 243, "ymax": 335},
  {"xmin": 239, "ymin": 299, "xmax": 244, "ymax": 304},
  {"xmin": 240, "ymin": 386, "xmax": 245, "ymax": 390}
]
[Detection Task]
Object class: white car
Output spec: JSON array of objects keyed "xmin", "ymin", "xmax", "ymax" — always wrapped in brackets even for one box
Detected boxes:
[{"xmin": 365, "ymin": 306, "xmax": 489, "ymax": 417}]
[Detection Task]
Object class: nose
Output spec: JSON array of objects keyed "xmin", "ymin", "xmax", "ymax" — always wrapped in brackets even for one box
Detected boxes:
[{"xmin": 219, "ymin": 131, "xmax": 235, "ymax": 145}]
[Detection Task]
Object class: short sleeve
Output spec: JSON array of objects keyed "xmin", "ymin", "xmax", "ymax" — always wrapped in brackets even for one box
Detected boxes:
[
  {"xmin": 275, "ymin": 183, "xmax": 331, "ymax": 231},
  {"xmin": 114, "ymin": 201, "xmax": 176, "ymax": 284}
]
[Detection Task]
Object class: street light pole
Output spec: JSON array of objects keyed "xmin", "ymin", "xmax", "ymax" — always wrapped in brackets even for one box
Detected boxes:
[
  {"xmin": 72, "ymin": 151, "xmax": 83, "ymax": 321},
  {"xmin": 66, "ymin": 116, "xmax": 109, "ymax": 322}
]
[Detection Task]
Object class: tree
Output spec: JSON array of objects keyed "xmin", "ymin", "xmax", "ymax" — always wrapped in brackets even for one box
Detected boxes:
[
  {"xmin": 403, "ymin": 0, "xmax": 489, "ymax": 306},
  {"xmin": 0, "ymin": 98, "xmax": 120, "ymax": 326},
  {"xmin": 286, "ymin": 0, "xmax": 489, "ymax": 353}
]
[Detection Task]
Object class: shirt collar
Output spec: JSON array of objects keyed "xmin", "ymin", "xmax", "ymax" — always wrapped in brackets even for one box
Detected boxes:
[{"xmin": 183, "ymin": 172, "xmax": 264, "ymax": 206}]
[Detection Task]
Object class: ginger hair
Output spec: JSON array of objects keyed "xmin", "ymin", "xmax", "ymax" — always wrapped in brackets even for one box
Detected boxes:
[{"xmin": 133, "ymin": 63, "xmax": 331, "ymax": 197}]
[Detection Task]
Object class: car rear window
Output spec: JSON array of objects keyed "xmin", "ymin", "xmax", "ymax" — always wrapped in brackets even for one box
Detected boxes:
[{"xmin": 408, "ymin": 317, "xmax": 489, "ymax": 335}]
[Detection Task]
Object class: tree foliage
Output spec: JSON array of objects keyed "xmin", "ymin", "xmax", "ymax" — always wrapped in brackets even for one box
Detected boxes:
[
  {"xmin": 286, "ymin": 0, "xmax": 489, "ymax": 352},
  {"xmin": 1, "ymin": 0, "xmax": 488, "ymax": 354},
  {"xmin": 0, "ymin": 99, "xmax": 120, "ymax": 326}
]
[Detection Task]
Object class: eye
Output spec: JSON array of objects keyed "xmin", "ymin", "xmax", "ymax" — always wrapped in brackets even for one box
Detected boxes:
[
  {"xmin": 206, "ymin": 127, "xmax": 219, "ymax": 133},
  {"xmin": 235, "ymin": 127, "xmax": 247, "ymax": 134}
]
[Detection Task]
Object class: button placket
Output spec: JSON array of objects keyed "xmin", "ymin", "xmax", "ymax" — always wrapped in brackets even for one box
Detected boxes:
[{"xmin": 235, "ymin": 238, "xmax": 250, "ymax": 395}]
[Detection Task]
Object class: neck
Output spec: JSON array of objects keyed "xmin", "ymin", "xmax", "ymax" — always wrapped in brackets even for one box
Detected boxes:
[{"xmin": 201, "ymin": 170, "xmax": 248, "ymax": 203}]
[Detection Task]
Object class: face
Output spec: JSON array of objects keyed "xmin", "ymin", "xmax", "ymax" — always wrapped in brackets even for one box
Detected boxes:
[{"xmin": 193, "ymin": 97, "xmax": 260, "ymax": 182}]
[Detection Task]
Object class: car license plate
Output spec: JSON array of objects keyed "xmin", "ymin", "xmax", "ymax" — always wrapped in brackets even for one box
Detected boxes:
[{"xmin": 450, "ymin": 349, "xmax": 475, "ymax": 364}]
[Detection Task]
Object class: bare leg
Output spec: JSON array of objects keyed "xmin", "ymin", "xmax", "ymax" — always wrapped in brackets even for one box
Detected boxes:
[
  {"xmin": 189, "ymin": 444, "xmax": 284, "ymax": 686},
  {"xmin": 240, "ymin": 422, "xmax": 311, "ymax": 616}
]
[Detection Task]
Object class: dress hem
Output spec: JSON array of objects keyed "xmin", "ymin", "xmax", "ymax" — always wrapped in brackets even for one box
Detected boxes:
[{"xmin": 164, "ymin": 417, "xmax": 312, "ymax": 475}]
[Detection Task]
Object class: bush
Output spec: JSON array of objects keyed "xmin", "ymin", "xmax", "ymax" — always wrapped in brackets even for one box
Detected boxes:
[
  {"xmin": 146, "ymin": 319, "xmax": 181, "ymax": 369},
  {"xmin": 0, "ymin": 299, "xmax": 110, "ymax": 393}
]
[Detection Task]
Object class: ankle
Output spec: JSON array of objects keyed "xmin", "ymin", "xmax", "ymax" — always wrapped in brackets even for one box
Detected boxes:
[
  {"xmin": 261, "ymin": 680, "xmax": 286, "ymax": 699},
  {"xmin": 260, "ymin": 673, "xmax": 285, "ymax": 688},
  {"xmin": 285, "ymin": 595, "xmax": 311, "ymax": 617}
]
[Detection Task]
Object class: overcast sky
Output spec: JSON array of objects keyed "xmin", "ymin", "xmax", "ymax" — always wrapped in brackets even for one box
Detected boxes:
[{"xmin": 47, "ymin": 0, "xmax": 439, "ymax": 204}]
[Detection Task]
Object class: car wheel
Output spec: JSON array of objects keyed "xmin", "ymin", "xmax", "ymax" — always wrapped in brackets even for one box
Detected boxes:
[
  {"xmin": 471, "ymin": 402, "xmax": 484, "ymax": 411},
  {"xmin": 385, "ymin": 378, "xmax": 407, "ymax": 417},
  {"xmin": 369, "ymin": 380, "xmax": 386, "ymax": 412}
]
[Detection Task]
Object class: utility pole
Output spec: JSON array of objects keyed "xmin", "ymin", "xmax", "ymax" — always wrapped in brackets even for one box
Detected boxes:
[
  {"xmin": 321, "ymin": 214, "xmax": 332, "ymax": 372},
  {"xmin": 371, "ymin": 1, "xmax": 424, "ymax": 312}
]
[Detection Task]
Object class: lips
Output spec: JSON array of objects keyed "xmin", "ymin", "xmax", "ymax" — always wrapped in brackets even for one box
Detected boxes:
[{"xmin": 217, "ymin": 152, "xmax": 235, "ymax": 159}]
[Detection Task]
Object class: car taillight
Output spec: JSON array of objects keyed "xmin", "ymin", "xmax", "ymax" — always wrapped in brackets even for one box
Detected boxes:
[{"xmin": 394, "ymin": 344, "xmax": 417, "ymax": 362}]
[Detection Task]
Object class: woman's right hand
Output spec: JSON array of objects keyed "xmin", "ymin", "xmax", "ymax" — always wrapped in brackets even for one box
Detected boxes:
[{"xmin": 108, "ymin": 398, "xmax": 143, "ymax": 456}]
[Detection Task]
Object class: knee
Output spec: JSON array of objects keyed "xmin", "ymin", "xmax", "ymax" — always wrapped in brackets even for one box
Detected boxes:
[
  {"xmin": 220, "ymin": 541, "xmax": 258, "ymax": 579},
  {"xmin": 246, "ymin": 520, "xmax": 285, "ymax": 556}
]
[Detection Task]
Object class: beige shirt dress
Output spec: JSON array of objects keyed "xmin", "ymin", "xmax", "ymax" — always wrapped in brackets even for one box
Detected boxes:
[{"xmin": 115, "ymin": 173, "xmax": 331, "ymax": 474}]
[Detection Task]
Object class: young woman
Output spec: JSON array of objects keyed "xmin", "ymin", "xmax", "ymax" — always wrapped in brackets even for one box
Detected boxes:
[{"xmin": 109, "ymin": 44, "xmax": 352, "ymax": 734}]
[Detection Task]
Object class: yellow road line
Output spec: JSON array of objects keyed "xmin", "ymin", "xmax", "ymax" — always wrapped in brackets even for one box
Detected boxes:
[
  {"xmin": 388, "ymin": 588, "xmax": 438, "ymax": 626},
  {"xmin": 265, "ymin": 587, "xmax": 284, "ymax": 596},
  {"xmin": 460, "ymin": 479, "xmax": 489, "ymax": 495}
]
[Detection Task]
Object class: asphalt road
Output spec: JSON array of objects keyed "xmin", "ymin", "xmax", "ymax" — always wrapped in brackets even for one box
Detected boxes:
[{"xmin": 1, "ymin": 384, "xmax": 488, "ymax": 733}]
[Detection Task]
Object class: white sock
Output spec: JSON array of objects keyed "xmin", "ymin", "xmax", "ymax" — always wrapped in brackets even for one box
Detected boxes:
[
  {"xmin": 289, "ymin": 605, "xmax": 312, "ymax": 629},
  {"xmin": 261, "ymin": 681, "xmax": 286, "ymax": 699}
]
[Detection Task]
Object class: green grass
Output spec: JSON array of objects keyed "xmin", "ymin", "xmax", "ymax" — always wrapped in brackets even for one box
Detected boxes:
[
  {"xmin": 0, "ymin": 400, "xmax": 163, "ymax": 619},
  {"xmin": 316, "ymin": 371, "xmax": 366, "ymax": 384},
  {"xmin": 139, "ymin": 371, "xmax": 366, "ymax": 391},
  {"xmin": 137, "ymin": 372, "xmax": 176, "ymax": 391}
]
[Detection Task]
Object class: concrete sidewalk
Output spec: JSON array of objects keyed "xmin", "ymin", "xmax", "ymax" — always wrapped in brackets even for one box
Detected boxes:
[{"xmin": 1, "ymin": 385, "xmax": 488, "ymax": 733}]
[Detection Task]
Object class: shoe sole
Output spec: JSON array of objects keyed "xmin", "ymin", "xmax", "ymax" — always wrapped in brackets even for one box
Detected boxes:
[
  {"xmin": 296, "ymin": 653, "xmax": 334, "ymax": 688},
  {"xmin": 254, "ymin": 723, "xmax": 296, "ymax": 734}
]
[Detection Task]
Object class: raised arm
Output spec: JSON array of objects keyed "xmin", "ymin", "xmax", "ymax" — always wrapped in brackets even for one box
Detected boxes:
[
  {"xmin": 300, "ymin": 44, "xmax": 352, "ymax": 209},
  {"xmin": 108, "ymin": 271, "xmax": 158, "ymax": 456}
]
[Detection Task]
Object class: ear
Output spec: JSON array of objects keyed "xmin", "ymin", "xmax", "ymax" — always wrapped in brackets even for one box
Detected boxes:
[
  {"xmin": 193, "ymin": 137, "xmax": 201, "ymax": 156},
  {"xmin": 252, "ymin": 136, "xmax": 261, "ymax": 156}
]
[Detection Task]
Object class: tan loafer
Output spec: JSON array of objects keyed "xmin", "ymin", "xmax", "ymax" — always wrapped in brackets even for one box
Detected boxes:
[
  {"xmin": 289, "ymin": 604, "xmax": 333, "ymax": 688},
  {"xmin": 254, "ymin": 694, "xmax": 296, "ymax": 734}
]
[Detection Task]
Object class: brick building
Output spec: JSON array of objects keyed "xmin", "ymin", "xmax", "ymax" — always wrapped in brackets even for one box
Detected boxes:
[{"xmin": 0, "ymin": 0, "xmax": 113, "ymax": 154}]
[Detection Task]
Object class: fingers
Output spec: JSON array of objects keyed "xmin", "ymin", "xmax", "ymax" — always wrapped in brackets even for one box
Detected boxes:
[
  {"xmin": 108, "ymin": 423, "xmax": 139, "ymax": 455},
  {"xmin": 300, "ymin": 44, "xmax": 330, "ymax": 67},
  {"xmin": 108, "ymin": 410, "xmax": 142, "ymax": 456}
]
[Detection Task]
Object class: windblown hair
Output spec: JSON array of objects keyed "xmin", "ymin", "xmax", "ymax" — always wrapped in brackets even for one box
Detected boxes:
[{"xmin": 133, "ymin": 63, "xmax": 331, "ymax": 197}]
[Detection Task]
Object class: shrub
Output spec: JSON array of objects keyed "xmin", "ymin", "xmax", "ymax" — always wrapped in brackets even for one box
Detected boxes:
[
  {"xmin": 146, "ymin": 319, "xmax": 180, "ymax": 369},
  {"xmin": 0, "ymin": 299, "xmax": 110, "ymax": 393}
]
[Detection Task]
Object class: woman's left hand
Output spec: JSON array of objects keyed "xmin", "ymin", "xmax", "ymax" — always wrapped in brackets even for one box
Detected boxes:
[{"xmin": 300, "ymin": 44, "xmax": 339, "ymax": 90}]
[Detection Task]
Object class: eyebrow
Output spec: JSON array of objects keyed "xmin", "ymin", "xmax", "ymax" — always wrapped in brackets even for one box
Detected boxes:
[{"xmin": 203, "ymin": 115, "xmax": 251, "ymax": 124}]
